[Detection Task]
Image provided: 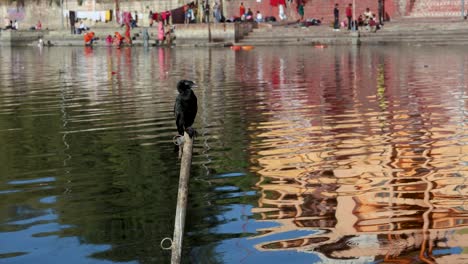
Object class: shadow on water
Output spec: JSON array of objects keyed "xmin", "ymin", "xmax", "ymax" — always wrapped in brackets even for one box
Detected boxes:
[{"xmin": 0, "ymin": 45, "xmax": 468, "ymax": 263}]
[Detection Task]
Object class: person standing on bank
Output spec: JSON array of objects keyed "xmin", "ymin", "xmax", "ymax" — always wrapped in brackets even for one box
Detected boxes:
[
  {"xmin": 204, "ymin": 1, "xmax": 210, "ymax": 23},
  {"xmin": 346, "ymin": 3, "xmax": 352, "ymax": 30},
  {"xmin": 378, "ymin": 0, "xmax": 384, "ymax": 25},
  {"xmin": 297, "ymin": 0, "xmax": 305, "ymax": 22},
  {"xmin": 148, "ymin": 11, "xmax": 154, "ymax": 27},
  {"xmin": 69, "ymin": 11, "xmax": 76, "ymax": 34},
  {"xmin": 333, "ymin": 3, "xmax": 340, "ymax": 31},
  {"xmin": 240, "ymin": 2, "xmax": 246, "ymax": 19},
  {"xmin": 158, "ymin": 18, "xmax": 165, "ymax": 45},
  {"xmin": 213, "ymin": 1, "xmax": 222, "ymax": 22}
]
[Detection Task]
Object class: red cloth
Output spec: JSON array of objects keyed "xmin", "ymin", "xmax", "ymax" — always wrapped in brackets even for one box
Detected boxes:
[
  {"xmin": 270, "ymin": 0, "xmax": 278, "ymax": 7},
  {"xmin": 122, "ymin": 12, "xmax": 131, "ymax": 24},
  {"xmin": 278, "ymin": 0, "xmax": 286, "ymax": 6}
]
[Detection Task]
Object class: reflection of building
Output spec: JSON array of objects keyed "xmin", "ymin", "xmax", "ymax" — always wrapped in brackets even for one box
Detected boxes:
[{"xmin": 246, "ymin": 46, "xmax": 468, "ymax": 263}]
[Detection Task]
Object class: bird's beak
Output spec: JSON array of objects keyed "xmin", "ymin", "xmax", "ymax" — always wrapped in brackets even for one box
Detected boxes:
[{"xmin": 191, "ymin": 83, "xmax": 198, "ymax": 88}]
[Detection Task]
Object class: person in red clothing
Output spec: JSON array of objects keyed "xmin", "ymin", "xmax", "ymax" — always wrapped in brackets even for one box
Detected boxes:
[
  {"xmin": 161, "ymin": 11, "xmax": 167, "ymax": 25},
  {"xmin": 152, "ymin": 12, "xmax": 159, "ymax": 24},
  {"xmin": 83, "ymin": 31, "xmax": 95, "ymax": 46},
  {"xmin": 346, "ymin": 3, "xmax": 352, "ymax": 30},
  {"xmin": 114, "ymin": 32, "xmax": 124, "ymax": 46},
  {"xmin": 124, "ymin": 23, "xmax": 132, "ymax": 45},
  {"xmin": 368, "ymin": 15, "xmax": 380, "ymax": 32},
  {"xmin": 240, "ymin": 2, "xmax": 246, "ymax": 19}
]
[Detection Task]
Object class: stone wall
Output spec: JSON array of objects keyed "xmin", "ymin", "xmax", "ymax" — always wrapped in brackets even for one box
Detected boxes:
[
  {"xmin": 223, "ymin": 0, "xmax": 405, "ymax": 23},
  {"xmin": 0, "ymin": 30, "xmax": 44, "ymax": 46},
  {"xmin": 409, "ymin": 0, "xmax": 463, "ymax": 17},
  {"xmin": 174, "ymin": 22, "xmax": 254, "ymax": 45}
]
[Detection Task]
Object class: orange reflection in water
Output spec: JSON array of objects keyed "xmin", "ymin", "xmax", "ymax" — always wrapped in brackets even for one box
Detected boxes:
[{"xmin": 246, "ymin": 47, "xmax": 468, "ymax": 263}]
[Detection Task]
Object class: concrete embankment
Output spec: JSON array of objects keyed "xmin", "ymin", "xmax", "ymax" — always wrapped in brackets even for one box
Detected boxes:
[
  {"xmin": 0, "ymin": 22, "xmax": 255, "ymax": 47},
  {"xmin": 2, "ymin": 19, "xmax": 468, "ymax": 47},
  {"xmin": 236, "ymin": 19, "xmax": 468, "ymax": 46},
  {"xmin": 0, "ymin": 30, "xmax": 45, "ymax": 46}
]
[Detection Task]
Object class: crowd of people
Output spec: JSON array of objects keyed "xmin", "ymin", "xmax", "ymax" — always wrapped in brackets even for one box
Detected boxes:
[
  {"xmin": 148, "ymin": 10, "xmax": 171, "ymax": 26},
  {"xmin": 3, "ymin": 19, "xmax": 19, "ymax": 30},
  {"xmin": 229, "ymin": 1, "xmax": 309, "ymax": 23},
  {"xmin": 83, "ymin": 11, "xmax": 172, "ymax": 47},
  {"xmin": 183, "ymin": 1, "xmax": 222, "ymax": 24},
  {"xmin": 334, "ymin": 3, "xmax": 383, "ymax": 32},
  {"xmin": 3, "ymin": 18, "xmax": 42, "ymax": 31}
]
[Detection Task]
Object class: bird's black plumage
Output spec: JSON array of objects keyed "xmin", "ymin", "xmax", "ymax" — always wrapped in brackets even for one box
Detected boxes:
[{"xmin": 174, "ymin": 80, "xmax": 198, "ymax": 137}]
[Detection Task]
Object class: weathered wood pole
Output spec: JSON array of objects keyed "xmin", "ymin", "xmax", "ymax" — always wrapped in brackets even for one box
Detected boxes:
[{"xmin": 171, "ymin": 132, "xmax": 194, "ymax": 264}]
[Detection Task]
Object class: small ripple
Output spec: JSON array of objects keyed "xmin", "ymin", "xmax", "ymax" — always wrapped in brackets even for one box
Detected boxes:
[{"xmin": 214, "ymin": 172, "xmax": 246, "ymax": 178}]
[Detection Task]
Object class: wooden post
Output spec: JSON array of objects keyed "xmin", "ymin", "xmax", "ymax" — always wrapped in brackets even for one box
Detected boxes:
[{"xmin": 171, "ymin": 132, "xmax": 194, "ymax": 264}]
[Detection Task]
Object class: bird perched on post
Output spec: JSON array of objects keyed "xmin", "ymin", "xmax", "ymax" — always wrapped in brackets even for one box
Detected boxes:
[{"xmin": 174, "ymin": 80, "xmax": 198, "ymax": 138}]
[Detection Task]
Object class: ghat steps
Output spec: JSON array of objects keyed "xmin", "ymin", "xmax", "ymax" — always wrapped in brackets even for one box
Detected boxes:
[
  {"xmin": 409, "ymin": 0, "xmax": 463, "ymax": 17},
  {"xmin": 236, "ymin": 20, "xmax": 468, "ymax": 46}
]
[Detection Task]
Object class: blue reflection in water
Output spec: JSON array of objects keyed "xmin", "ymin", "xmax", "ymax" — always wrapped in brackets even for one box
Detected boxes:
[
  {"xmin": 7, "ymin": 210, "xmax": 57, "ymax": 225},
  {"xmin": 210, "ymin": 205, "xmax": 279, "ymax": 235},
  {"xmin": 8, "ymin": 177, "xmax": 55, "ymax": 185},
  {"xmin": 0, "ymin": 223, "xmax": 125, "ymax": 264},
  {"xmin": 214, "ymin": 186, "xmax": 240, "ymax": 192},
  {"xmin": 214, "ymin": 172, "xmax": 246, "ymax": 178},
  {"xmin": 433, "ymin": 247, "xmax": 463, "ymax": 256},
  {"xmin": 39, "ymin": 196, "xmax": 57, "ymax": 204},
  {"xmin": 215, "ymin": 234, "xmax": 321, "ymax": 264}
]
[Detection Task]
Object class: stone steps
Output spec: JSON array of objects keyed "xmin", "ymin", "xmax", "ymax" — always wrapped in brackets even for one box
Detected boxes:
[
  {"xmin": 410, "ymin": 0, "xmax": 463, "ymax": 17},
  {"xmin": 237, "ymin": 24, "xmax": 468, "ymax": 45},
  {"xmin": 237, "ymin": 37, "xmax": 468, "ymax": 46},
  {"xmin": 243, "ymin": 27, "xmax": 468, "ymax": 38}
]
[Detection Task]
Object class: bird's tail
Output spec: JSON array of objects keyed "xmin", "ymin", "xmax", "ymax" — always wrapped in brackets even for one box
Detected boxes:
[{"xmin": 186, "ymin": 127, "xmax": 197, "ymax": 138}]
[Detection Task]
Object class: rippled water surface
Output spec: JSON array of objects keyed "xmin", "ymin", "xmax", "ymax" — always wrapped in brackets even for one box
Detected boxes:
[{"xmin": 1, "ymin": 45, "xmax": 468, "ymax": 263}]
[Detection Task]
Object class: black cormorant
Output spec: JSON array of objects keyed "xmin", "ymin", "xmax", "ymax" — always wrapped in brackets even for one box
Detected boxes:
[{"xmin": 174, "ymin": 80, "xmax": 198, "ymax": 138}]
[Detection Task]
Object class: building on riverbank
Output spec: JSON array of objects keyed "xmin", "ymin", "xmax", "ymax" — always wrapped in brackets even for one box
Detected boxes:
[
  {"xmin": 0, "ymin": 0, "xmax": 180, "ymax": 30},
  {"xmin": 0, "ymin": 0, "xmax": 465, "ymax": 31}
]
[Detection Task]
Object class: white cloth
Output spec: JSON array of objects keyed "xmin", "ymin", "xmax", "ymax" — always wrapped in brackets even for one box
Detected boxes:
[
  {"xmin": 279, "ymin": 5, "xmax": 286, "ymax": 21},
  {"xmin": 65, "ymin": 10, "xmax": 106, "ymax": 22},
  {"xmin": 256, "ymin": 13, "xmax": 263, "ymax": 22}
]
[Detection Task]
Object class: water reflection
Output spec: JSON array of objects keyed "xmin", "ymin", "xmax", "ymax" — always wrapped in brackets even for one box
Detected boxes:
[
  {"xmin": 0, "ymin": 45, "xmax": 467, "ymax": 263},
  {"xmin": 247, "ymin": 46, "xmax": 468, "ymax": 263}
]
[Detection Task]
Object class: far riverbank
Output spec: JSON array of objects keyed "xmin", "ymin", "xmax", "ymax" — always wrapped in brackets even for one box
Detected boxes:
[{"xmin": 2, "ymin": 18, "xmax": 468, "ymax": 47}]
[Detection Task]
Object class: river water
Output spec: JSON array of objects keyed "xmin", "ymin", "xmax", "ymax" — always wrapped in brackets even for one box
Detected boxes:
[{"xmin": 0, "ymin": 45, "xmax": 467, "ymax": 263}]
